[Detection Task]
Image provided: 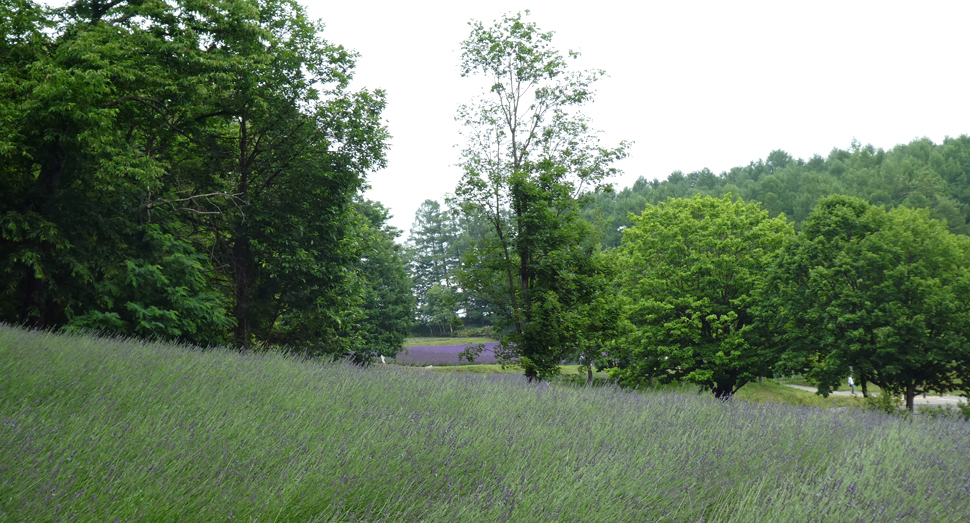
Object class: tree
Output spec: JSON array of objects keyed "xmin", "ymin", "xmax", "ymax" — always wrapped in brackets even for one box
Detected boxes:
[
  {"xmin": 570, "ymin": 250, "xmax": 632, "ymax": 385},
  {"xmin": 582, "ymin": 136, "xmax": 970, "ymax": 241},
  {"xmin": 164, "ymin": 0, "xmax": 388, "ymax": 350},
  {"xmin": 408, "ymin": 200, "xmax": 457, "ymax": 295},
  {"xmin": 64, "ymin": 224, "xmax": 233, "ymax": 346},
  {"xmin": 348, "ymin": 200, "xmax": 415, "ymax": 364},
  {"xmin": 614, "ymin": 195, "xmax": 794, "ymax": 398},
  {"xmin": 421, "ymin": 283, "xmax": 462, "ymax": 336},
  {"xmin": 442, "ymin": 198, "xmax": 497, "ymax": 328},
  {"xmin": 0, "ymin": 0, "xmax": 233, "ymax": 338},
  {"xmin": 407, "ymin": 199, "xmax": 462, "ymax": 334},
  {"xmin": 452, "ymin": 11, "xmax": 629, "ymax": 380},
  {"xmin": 765, "ymin": 195, "xmax": 970, "ymax": 410},
  {"xmin": 0, "ymin": 0, "xmax": 389, "ymax": 352}
]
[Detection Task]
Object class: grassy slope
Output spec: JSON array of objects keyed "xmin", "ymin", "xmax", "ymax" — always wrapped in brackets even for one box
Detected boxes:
[
  {"xmin": 3, "ymin": 326, "xmax": 970, "ymax": 522},
  {"xmin": 428, "ymin": 366, "xmax": 862, "ymax": 408},
  {"xmin": 734, "ymin": 379, "xmax": 862, "ymax": 408}
]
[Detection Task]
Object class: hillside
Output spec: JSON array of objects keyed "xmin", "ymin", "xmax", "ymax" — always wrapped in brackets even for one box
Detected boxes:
[
  {"xmin": 3, "ymin": 325, "xmax": 969, "ymax": 521},
  {"xmin": 586, "ymin": 136, "xmax": 970, "ymax": 247}
]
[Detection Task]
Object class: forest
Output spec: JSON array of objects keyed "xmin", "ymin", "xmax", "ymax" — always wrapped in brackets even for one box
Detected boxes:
[
  {"xmin": 3, "ymin": 1, "xmax": 970, "ymax": 411},
  {"xmin": 1, "ymin": 0, "xmax": 413, "ymax": 362}
]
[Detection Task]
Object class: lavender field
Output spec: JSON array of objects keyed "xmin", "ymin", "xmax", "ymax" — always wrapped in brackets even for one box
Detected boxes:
[
  {"xmin": 3, "ymin": 325, "xmax": 970, "ymax": 522},
  {"xmin": 396, "ymin": 342, "xmax": 501, "ymax": 365}
]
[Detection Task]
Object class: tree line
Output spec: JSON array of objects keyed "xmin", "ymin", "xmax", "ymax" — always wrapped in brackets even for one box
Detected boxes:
[
  {"xmin": 404, "ymin": 12, "xmax": 970, "ymax": 407},
  {"xmin": 4, "ymin": 2, "xmax": 968, "ymax": 402},
  {"xmin": 610, "ymin": 193, "xmax": 970, "ymax": 410},
  {"xmin": 585, "ymin": 137, "xmax": 970, "ymax": 247},
  {"xmin": 0, "ymin": 0, "xmax": 413, "ymax": 360}
]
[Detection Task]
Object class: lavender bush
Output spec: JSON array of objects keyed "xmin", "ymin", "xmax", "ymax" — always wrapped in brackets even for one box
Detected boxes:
[{"xmin": 2, "ymin": 325, "xmax": 969, "ymax": 521}]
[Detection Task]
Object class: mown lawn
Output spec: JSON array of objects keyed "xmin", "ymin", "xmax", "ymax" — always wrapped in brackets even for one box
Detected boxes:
[
  {"xmin": 734, "ymin": 379, "xmax": 862, "ymax": 408},
  {"xmin": 3, "ymin": 325, "xmax": 970, "ymax": 522}
]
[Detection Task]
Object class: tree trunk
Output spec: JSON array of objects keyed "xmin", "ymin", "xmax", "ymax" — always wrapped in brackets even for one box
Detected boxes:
[
  {"xmin": 524, "ymin": 365, "xmax": 539, "ymax": 383},
  {"xmin": 232, "ymin": 114, "xmax": 252, "ymax": 348},
  {"xmin": 860, "ymin": 369, "xmax": 869, "ymax": 398},
  {"xmin": 232, "ymin": 236, "xmax": 252, "ymax": 348},
  {"xmin": 20, "ymin": 273, "xmax": 47, "ymax": 328},
  {"xmin": 905, "ymin": 382, "xmax": 917, "ymax": 412},
  {"xmin": 586, "ymin": 364, "xmax": 593, "ymax": 385},
  {"xmin": 711, "ymin": 381, "xmax": 735, "ymax": 399}
]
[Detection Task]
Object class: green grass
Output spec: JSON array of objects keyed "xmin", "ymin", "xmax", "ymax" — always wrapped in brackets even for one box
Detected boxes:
[
  {"xmin": 403, "ymin": 336, "xmax": 497, "ymax": 346},
  {"xmin": 734, "ymin": 379, "xmax": 863, "ymax": 408},
  {"xmin": 775, "ymin": 375, "xmax": 815, "ymax": 387},
  {"xmin": 430, "ymin": 368, "xmax": 870, "ymax": 408},
  {"xmin": 3, "ymin": 326, "xmax": 970, "ymax": 522}
]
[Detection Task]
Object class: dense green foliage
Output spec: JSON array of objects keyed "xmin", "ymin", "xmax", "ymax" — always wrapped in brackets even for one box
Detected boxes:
[
  {"xmin": 764, "ymin": 195, "xmax": 970, "ymax": 410},
  {"xmin": 0, "ymin": 0, "xmax": 408, "ymax": 359},
  {"xmin": 587, "ymin": 138, "xmax": 970, "ymax": 247},
  {"xmin": 4, "ymin": 326, "xmax": 970, "ymax": 521},
  {"xmin": 406, "ymin": 199, "xmax": 463, "ymax": 335},
  {"xmin": 614, "ymin": 195, "xmax": 794, "ymax": 397},
  {"xmin": 451, "ymin": 12, "xmax": 629, "ymax": 380},
  {"xmin": 412, "ymin": 133, "xmax": 970, "ymax": 400},
  {"xmin": 346, "ymin": 200, "xmax": 415, "ymax": 362},
  {"xmin": 5, "ymin": 0, "xmax": 969, "ymax": 402}
]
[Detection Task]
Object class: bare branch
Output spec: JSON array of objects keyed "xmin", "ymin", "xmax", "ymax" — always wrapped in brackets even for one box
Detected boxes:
[
  {"xmin": 146, "ymin": 192, "xmax": 245, "ymax": 210},
  {"xmin": 177, "ymin": 208, "xmax": 223, "ymax": 215}
]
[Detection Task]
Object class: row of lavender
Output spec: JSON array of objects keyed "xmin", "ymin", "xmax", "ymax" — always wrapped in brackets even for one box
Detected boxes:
[{"xmin": 395, "ymin": 342, "xmax": 501, "ymax": 365}]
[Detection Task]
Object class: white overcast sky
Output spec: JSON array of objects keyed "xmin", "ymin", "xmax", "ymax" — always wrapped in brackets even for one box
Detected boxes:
[{"xmin": 303, "ymin": 0, "xmax": 970, "ymax": 238}]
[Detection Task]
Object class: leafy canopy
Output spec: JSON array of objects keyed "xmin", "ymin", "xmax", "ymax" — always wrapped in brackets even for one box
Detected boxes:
[
  {"xmin": 614, "ymin": 195, "xmax": 794, "ymax": 398},
  {"xmin": 765, "ymin": 195, "xmax": 970, "ymax": 410},
  {"xmin": 452, "ymin": 11, "xmax": 629, "ymax": 380}
]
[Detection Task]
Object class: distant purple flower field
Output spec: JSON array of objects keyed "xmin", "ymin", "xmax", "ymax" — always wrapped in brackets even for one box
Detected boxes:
[{"xmin": 396, "ymin": 342, "xmax": 501, "ymax": 365}]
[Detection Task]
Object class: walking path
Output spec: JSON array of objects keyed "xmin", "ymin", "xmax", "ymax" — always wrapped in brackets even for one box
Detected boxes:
[{"xmin": 783, "ymin": 384, "xmax": 965, "ymax": 406}]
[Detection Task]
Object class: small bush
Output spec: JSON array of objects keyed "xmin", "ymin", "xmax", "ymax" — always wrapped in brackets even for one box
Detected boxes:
[
  {"xmin": 957, "ymin": 401, "xmax": 970, "ymax": 420},
  {"xmin": 555, "ymin": 372, "xmax": 615, "ymax": 388},
  {"xmin": 862, "ymin": 390, "xmax": 903, "ymax": 416}
]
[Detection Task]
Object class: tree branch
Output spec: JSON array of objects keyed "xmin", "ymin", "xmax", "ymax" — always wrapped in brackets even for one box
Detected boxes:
[{"xmin": 146, "ymin": 192, "xmax": 245, "ymax": 210}]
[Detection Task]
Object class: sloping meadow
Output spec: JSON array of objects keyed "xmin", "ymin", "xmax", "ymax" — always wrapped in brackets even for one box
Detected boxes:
[{"xmin": 2, "ymin": 326, "xmax": 969, "ymax": 522}]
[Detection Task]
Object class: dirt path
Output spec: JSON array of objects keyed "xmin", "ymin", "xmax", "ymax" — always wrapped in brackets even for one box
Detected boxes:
[{"xmin": 783, "ymin": 383, "xmax": 965, "ymax": 406}]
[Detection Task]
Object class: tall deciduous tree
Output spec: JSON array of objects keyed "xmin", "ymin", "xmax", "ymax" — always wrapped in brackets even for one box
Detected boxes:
[
  {"xmin": 452, "ymin": 12, "xmax": 629, "ymax": 380},
  {"xmin": 164, "ymin": 0, "xmax": 388, "ymax": 349},
  {"xmin": 349, "ymin": 200, "xmax": 414, "ymax": 363},
  {"xmin": 765, "ymin": 195, "xmax": 970, "ymax": 410},
  {"xmin": 0, "ymin": 0, "xmax": 389, "ymax": 351},
  {"xmin": 615, "ymin": 195, "xmax": 794, "ymax": 398},
  {"xmin": 0, "ymin": 0, "xmax": 235, "ymax": 340}
]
